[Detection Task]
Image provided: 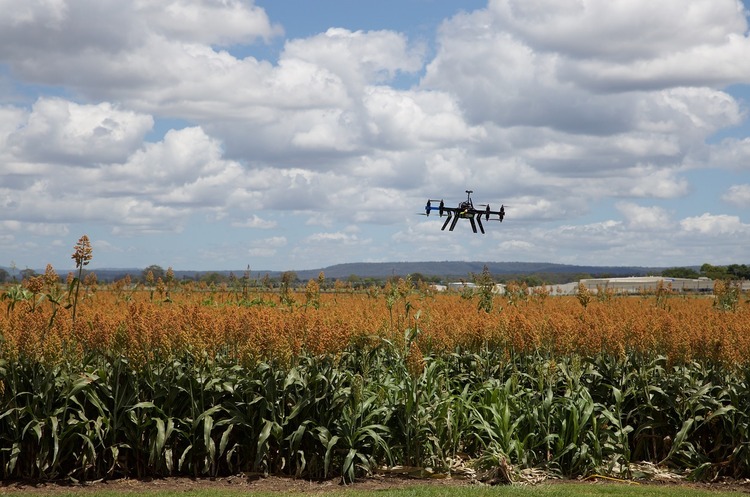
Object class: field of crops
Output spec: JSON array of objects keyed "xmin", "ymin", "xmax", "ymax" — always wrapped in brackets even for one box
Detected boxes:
[{"xmin": 1, "ymin": 263, "xmax": 750, "ymax": 483}]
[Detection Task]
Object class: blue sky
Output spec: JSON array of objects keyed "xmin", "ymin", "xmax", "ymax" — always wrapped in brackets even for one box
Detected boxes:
[{"xmin": 1, "ymin": 0, "xmax": 750, "ymax": 272}]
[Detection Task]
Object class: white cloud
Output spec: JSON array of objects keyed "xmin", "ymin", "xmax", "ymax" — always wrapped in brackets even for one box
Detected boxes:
[
  {"xmin": 481, "ymin": 0, "xmax": 750, "ymax": 92},
  {"xmin": 305, "ymin": 232, "xmax": 363, "ymax": 244},
  {"xmin": 363, "ymin": 87, "xmax": 485, "ymax": 149},
  {"xmin": 497, "ymin": 239, "xmax": 533, "ymax": 252},
  {"xmin": 723, "ymin": 184, "xmax": 750, "ymax": 207},
  {"xmin": 709, "ymin": 138, "xmax": 750, "ymax": 171},
  {"xmin": 134, "ymin": 0, "xmax": 283, "ymax": 45},
  {"xmin": 680, "ymin": 213, "xmax": 750, "ymax": 235},
  {"xmin": 486, "ymin": 0, "xmax": 747, "ymax": 61},
  {"xmin": 282, "ymin": 28, "xmax": 424, "ymax": 90},
  {"xmin": 8, "ymin": 98, "xmax": 153, "ymax": 164},
  {"xmin": 25, "ymin": 223, "xmax": 70, "ymax": 237},
  {"xmin": 616, "ymin": 202, "xmax": 672, "ymax": 230},
  {"xmin": 232, "ymin": 215, "xmax": 277, "ymax": 229},
  {"xmin": 626, "ymin": 166, "xmax": 689, "ymax": 198},
  {"xmin": 247, "ymin": 247, "xmax": 277, "ymax": 258},
  {"xmin": 255, "ymin": 236, "xmax": 287, "ymax": 248},
  {"xmin": 246, "ymin": 236, "xmax": 287, "ymax": 258},
  {"xmin": 0, "ymin": 123, "xmax": 249, "ymax": 233}
]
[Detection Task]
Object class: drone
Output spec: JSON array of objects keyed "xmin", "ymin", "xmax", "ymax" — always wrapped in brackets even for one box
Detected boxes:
[{"xmin": 421, "ymin": 190, "xmax": 505, "ymax": 234}]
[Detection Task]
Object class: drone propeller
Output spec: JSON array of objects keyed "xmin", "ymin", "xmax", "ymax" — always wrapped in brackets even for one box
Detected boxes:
[
  {"xmin": 477, "ymin": 203, "xmax": 506, "ymax": 222},
  {"xmin": 423, "ymin": 193, "xmax": 507, "ymax": 232},
  {"xmin": 425, "ymin": 199, "xmax": 446, "ymax": 217}
]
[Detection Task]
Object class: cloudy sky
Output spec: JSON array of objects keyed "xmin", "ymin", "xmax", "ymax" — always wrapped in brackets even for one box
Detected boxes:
[{"xmin": 1, "ymin": 0, "xmax": 750, "ymax": 272}]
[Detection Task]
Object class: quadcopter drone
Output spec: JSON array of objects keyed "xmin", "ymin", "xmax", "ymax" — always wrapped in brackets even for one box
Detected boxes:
[{"xmin": 421, "ymin": 190, "xmax": 505, "ymax": 234}]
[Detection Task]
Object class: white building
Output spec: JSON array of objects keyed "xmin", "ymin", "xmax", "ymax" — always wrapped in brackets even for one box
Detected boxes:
[{"xmin": 579, "ymin": 276, "xmax": 714, "ymax": 294}]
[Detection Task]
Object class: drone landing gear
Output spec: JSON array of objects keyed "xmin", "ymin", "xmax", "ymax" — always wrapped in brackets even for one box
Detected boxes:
[
  {"xmin": 440, "ymin": 212, "xmax": 461, "ymax": 231},
  {"xmin": 441, "ymin": 213, "xmax": 453, "ymax": 231},
  {"xmin": 475, "ymin": 214, "xmax": 485, "ymax": 234},
  {"xmin": 449, "ymin": 214, "xmax": 460, "ymax": 231}
]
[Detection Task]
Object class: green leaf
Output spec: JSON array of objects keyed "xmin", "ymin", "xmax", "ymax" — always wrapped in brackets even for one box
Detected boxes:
[
  {"xmin": 219, "ymin": 424, "xmax": 233, "ymax": 458},
  {"xmin": 324, "ymin": 434, "xmax": 340, "ymax": 478},
  {"xmin": 150, "ymin": 418, "xmax": 166, "ymax": 466},
  {"xmin": 342, "ymin": 448, "xmax": 357, "ymax": 483},
  {"xmin": 255, "ymin": 419, "xmax": 274, "ymax": 470}
]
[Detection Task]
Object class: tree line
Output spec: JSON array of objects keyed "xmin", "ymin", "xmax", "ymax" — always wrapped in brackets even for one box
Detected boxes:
[
  {"xmin": 2, "ymin": 262, "xmax": 749, "ymax": 286},
  {"xmin": 661, "ymin": 263, "xmax": 750, "ymax": 280}
]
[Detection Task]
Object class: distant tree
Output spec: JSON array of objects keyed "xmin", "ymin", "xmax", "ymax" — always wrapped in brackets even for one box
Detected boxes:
[
  {"xmin": 0, "ymin": 268, "xmax": 8, "ymax": 283},
  {"xmin": 201, "ymin": 272, "xmax": 227, "ymax": 285},
  {"xmin": 507, "ymin": 275, "xmax": 543, "ymax": 287},
  {"xmin": 662, "ymin": 267, "xmax": 700, "ymax": 279},
  {"xmin": 700, "ymin": 263, "xmax": 729, "ymax": 280},
  {"xmin": 347, "ymin": 274, "xmax": 362, "ymax": 288},
  {"xmin": 408, "ymin": 272, "xmax": 441, "ymax": 285},
  {"xmin": 20, "ymin": 268, "xmax": 37, "ymax": 281},
  {"xmin": 142, "ymin": 264, "xmax": 165, "ymax": 282},
  {"xmin": 727, "ymin": 264, "xmax": 750, "ymax": 280}
]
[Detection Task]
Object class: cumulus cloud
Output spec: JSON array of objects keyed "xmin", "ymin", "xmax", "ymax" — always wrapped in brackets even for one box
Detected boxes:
[
  {"xmin": 482, "ymin": 0, "xmax": 750, "ymax": 91},
  {"xmin": 282, "ymin": 28, "xmax": 424, "ymax": 91},
  {"xmin": 245, "ymin": 235, "xmax": 287, "ymax": 258},
  {"xmin": 305, "ymin": 231, "xmax": 364, "ymax": 245},
  {"xmin": 8, "ymin": 98, "xmax": 153, "ymax": 164},
  {"xmin": 723, "ymin": 184, "xmax": 750, "ymax": 207},
  {"xmin": 709, "ymin": 138, "xmax": 750, "ymax": 171},
  {"xmin": 625, "ymin": 165, "xmax": 689, "ymax": 198},
  {"xmin": 135, "ymin": 0, "xmax": 283, "ymax": 45},
  {"xmin": 232, "ymin": 215, "xmax": 277, "ymax": 229},
  {"xmin": 616, "ymin": 202, "xmax": 672, "ymax": 230},
  {"xmin": 680, "ymin": 213, "xmax": 750, "ymax": 235}
]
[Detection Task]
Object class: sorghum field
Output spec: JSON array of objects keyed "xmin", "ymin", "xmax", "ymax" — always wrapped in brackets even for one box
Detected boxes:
[{"xmin": 1, "ymin": 254, "xmax": 749, "ymax": 483}]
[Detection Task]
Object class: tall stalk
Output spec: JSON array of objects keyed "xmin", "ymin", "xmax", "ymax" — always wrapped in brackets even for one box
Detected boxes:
[{"xmin": 70, "ymin": 235, "xmax": 93, "ymax": 326}]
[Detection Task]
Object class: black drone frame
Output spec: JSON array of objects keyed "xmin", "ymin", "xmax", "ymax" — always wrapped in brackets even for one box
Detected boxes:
[{"xmin": 423, "ymin": 190, "xmax": 505, "ymax": 234}]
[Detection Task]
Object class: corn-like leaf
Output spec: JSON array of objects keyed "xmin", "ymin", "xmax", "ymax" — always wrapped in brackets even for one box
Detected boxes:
[
  {"xmin": 324, "ymin": 434, "xmax": 340, "ymax": 478},
  {"xmin": 150, "ymin": 418, "xmax": 166, "ymax": 466}
]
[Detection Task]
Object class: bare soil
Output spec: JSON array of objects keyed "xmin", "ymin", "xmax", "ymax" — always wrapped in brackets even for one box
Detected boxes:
[
  {"xmin": 0, "ymin": 474, "xmax": 472, "ymax": 495},
  {"xmin": 3, "ymin": 474, "xmax": 750, "ymax": 495}
]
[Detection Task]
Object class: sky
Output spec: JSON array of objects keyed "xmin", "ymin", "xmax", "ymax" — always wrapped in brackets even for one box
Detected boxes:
[{"xmin": 1, "ymin": 0, "xmax": 750, "ymax": 273}]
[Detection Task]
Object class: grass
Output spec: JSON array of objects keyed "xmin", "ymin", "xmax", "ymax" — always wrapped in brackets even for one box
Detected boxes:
[{"xmin": 2, "ymin": 481, "xmax": 745, "ymax": 497}]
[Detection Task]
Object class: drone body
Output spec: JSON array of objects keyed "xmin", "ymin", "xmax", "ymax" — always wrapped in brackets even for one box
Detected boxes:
[{"xmin": 422, "ymin": 190, "xmax": 505, "ymax": 234}]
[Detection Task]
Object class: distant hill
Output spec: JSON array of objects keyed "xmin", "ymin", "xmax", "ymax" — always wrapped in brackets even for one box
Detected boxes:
[{"xmin": 0, "ymin": 261, "xmax": 676, "ymax": 284}]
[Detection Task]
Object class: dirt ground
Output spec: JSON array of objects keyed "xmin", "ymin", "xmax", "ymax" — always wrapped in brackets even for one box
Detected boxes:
[
  {"xmin": 0, "ymin": 474, "xmax": 468, "ymax": 495},
  {"xmin": 2, "ymin": 474, "xmax": 750, "ymax": 495}
]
